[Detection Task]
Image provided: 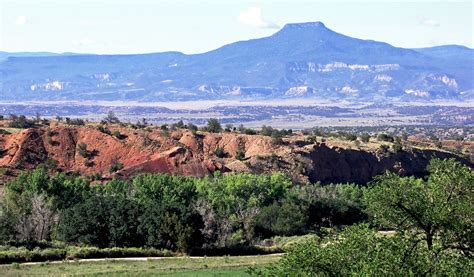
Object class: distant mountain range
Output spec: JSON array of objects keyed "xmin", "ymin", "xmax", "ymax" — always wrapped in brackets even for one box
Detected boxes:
[{"xmin": 1, "ymin": 22, "xmax": 473, "ymax": 102}]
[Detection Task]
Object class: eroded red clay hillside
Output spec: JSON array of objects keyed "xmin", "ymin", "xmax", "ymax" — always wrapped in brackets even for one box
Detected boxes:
[{"xmin": 0, "ymin": 123, "xmax": 471, "ymax": 184}]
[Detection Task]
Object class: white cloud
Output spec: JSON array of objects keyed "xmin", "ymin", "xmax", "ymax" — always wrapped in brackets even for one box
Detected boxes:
[
  {"xmin": 238, "ymin": 7, "xmax": 279, "ymax": 29},
  {"xmin": 72, "ymin": 38, "xmax": 95, "ymax": 47},
  {"xmin": 419, "ymin": 17, "xmax": 440, "ymax": 27},
  {"xmin": 15, "ymin": 15, "xmax": 28, "ymax": 25}
]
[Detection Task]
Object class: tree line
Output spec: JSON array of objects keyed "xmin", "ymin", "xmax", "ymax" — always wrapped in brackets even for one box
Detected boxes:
[
  {"xmin": 0, "ymin": 158, "xmax": 472, "ymax": 273},
  {"xmin": 0, "ymin": 170, "xmax": 366, "ymax": 253}
]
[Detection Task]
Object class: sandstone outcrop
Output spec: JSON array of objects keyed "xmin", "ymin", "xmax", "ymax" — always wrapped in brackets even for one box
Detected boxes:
[{"xmin": 0, "ymin": 125, "xmax": 470, "ymax": 184}]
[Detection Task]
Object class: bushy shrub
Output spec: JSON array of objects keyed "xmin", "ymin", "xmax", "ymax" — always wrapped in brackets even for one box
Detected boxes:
[
  {"xmin": 112, "ymin": 130, "xmax": 126, "ymax": 140},
  {"xmin": 345, "ymin": 133, "xmax": 357, "ymax": 141},
  {"xmin": 0, "ymin": 247, "xmax": 66, "ymax": 264},
  {"xmin": 256, "ymin": 200, "xmax": 308, "ymax": 237},
  {"xmin": 8, "ymin": 115, "xmax": 35, "ymax": 129},
  {"xmin": 109, "ymin": 158, "xmax": 124, "ymax": 173},
  {"xmin": 76, "ymin": 142, "xmax": 91, "ymax": 159},
  {"xmin": 244, "ymin": 128, "xmax": 257, "ymax": 135},
  {"xmin": 0, "ymin": 246, "xmax": 172, "ymax": 264},
  {"xmin": 206, "ymin": 118, "xmax": 222, "ymax": 133},
  {"xmin": 66, "ymin": 247, "xmax": 171, "ymax": 259},
  {"xmin": 186, "ymin": 123, "xmax": 198, "ymax": 133},
  {"xmin": 377, "ymin": 133, "xmax": 394, "ymax": 142},
  {"xmin": 264, "ymin": 234, "xmax": 319, "ymax": 252},
  {"xmin": 214, "ymin": 147, "xmax": 226, "ymax": 158},
  {"xmin": 360, "ymin": 133, "xmax": 370, "ymax": 143},
  {"xmin": 306, "ymin": 135, "xmax": 317, "ymax": 143},
  {"xmin": 257, "ymin": 224, "xmax": 472, "ymax": 276},
  {"xmin": 235, "ymin": 149, "xmax": 245, "ymax": 160},
  {"xmin": 98, "ymin": 125, "xmax": 112, "ymax": 135},
  {"xmin": 295, "ymin": 183, "xmax": 367, "ymax": 228},
  {"xmin": 65, "ymin": 118, "xmax": 85, "ymax": 126}
]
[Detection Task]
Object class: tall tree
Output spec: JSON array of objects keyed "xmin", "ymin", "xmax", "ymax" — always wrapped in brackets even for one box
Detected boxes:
[{"xmin": 364, "ymin": 158, "xmax": 473, "ymax": 255}]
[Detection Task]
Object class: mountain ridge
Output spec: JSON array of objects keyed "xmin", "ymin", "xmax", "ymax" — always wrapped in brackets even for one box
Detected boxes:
[
  {"xmin": 1, "ymin": 22, "xmax": 473, "ymax": 102},
  {"xmin": 0, "ymin": 123, "xmax": 471, "ymax": 184}
]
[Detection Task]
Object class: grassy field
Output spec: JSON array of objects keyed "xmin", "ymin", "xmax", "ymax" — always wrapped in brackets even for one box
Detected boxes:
[{"xmin": 0, "ymin": 254, "xmax": 281, "ymax": 276}]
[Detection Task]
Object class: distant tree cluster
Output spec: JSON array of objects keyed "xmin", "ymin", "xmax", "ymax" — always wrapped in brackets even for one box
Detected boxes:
[
  {"xmin": 65, "ymin": 117, "xmax": 85, "ymax": 126},
  {"xmin": 8, "ymin": 115, "xmax": 36, "ymax": 129},
  {"xmin": 205, "ymin": 118, "xmax": 222, "ymax": 133},
  {"xmin": 103, "ymin": 111, "xmax": 121, "ymax": 124},
  {"xmin": 377, "ymin": 133, "xmax": 395, "ymax": 142}
]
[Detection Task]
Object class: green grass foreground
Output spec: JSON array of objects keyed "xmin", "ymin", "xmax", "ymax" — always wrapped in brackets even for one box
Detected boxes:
[{"xmin": 0, "ymin": 254, "xmax": 281, "ymax": 276}]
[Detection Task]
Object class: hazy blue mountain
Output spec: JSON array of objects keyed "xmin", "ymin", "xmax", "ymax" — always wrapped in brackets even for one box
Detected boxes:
[
  {"xmin": 0, "ymin": 52, "xmax": 82, "ymax": 62},
  {"xmin": 413, "ymin": 45, "xmax": 473, "ymax": 61},
  {"xmin": 1, "ymin": 22, "xmax": 472, "ymax": 102}
]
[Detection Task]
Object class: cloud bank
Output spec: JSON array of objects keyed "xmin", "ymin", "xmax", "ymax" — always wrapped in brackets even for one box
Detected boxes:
[
  {"xmin": 15, "ymin": 16, "xmax": 28, "ymax": 25},
  {"xmin": 238, "ymin": 7, "xmax": 279, "ymax": 29}
]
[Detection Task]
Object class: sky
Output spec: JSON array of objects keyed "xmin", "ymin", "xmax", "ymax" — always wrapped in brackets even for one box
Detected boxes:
[{"xmin": 1, "ymin": 0, "xmax": 472, "ymax": 54}]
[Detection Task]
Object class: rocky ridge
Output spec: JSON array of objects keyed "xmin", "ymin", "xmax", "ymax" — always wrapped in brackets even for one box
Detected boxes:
[{"xmin": 0, "ymin": 125, "xmax": 470, "ymax": 184}]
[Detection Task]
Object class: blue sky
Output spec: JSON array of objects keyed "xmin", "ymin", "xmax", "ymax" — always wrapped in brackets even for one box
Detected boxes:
[{"xmin": 1, "ymin": 0, "xmax": 472, "ymax": 54}]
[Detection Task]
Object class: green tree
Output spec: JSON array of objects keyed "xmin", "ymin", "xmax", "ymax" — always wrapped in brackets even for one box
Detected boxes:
[
  {"xmin": 297, "ymin": 183, "xmax": 367, "ymax": 228},
  {"xmin": 8, "ymin": 115, "xmax": 35, "ymax": 129},
  {"xmin": 255, "ymin": 200, "xmax": 308, "ymax": 236},
  {"xmin": 57, "ymin": 188, "xmax": 110, "ymax": 247},
  {"xmin": 104, "ymin": 180, "xmax": 144, "ymax": 247},
  {"xmin": 186, "ymin": 123, "xmax": 198, "ymax": 133},
  {"xmin": 261, "ymin": 125, "xmax": 274, "ymax": 137},
  {"xmin": 0, "ymin": 168, "xmax": 60, "ymax": 243},
  {"xmin": 196, "ymin": 173, "xmax": 291, "ymax": 246},
  {"xmin": 0, "ymin": 201, "xmax": 16, "ymax": 242},
  {"xmin": 271, "ymin": 131, "xmax": 284, "ymax": 145},
  {"xmin": 174, "ymin": 120, "xmax": 185, "ymax": 129},
  {"xmin": 133, "ymin": 174, "xmax": 203, "ymax": 252},
  {"xmin": 259, "ymin": 224, "xmax": 472, "ymax": 276},
  {"xmin": 206, "ymin": 118, "xmax": 222, "ymax": 133},
  {"xmin": 104, "ymin": 111, "xmax": 120, "ymax": 124},
  {"xmin": 364, "ymin": 158, "xmax": 473, "ymax": 254}
]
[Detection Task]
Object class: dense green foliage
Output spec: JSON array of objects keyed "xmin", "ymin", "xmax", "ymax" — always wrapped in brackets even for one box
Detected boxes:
[
  {"xmin": 206, "ymin": 118, "xmax": 222, "ymax": 133},
  {"xmin": 365, "ymin": 158, "xmax": 473, "ymax": 255},
  {"xmin": 261, "ymin": 158, "xmax": 473, "ymax": 275},
  {"xmin": 0, "ymin": 245, "xmax": 171, "ymax": 264},
  {"xmin": 0, "ymin": 170, "xmax": 365, "ymax": 257},
  {"xmin": 1, "ymin": 158, "xmax": 471, "ymax": 273},
  {"xmin": 257, "ymin": 224, "xmax": 472, "ymax": 276}
]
